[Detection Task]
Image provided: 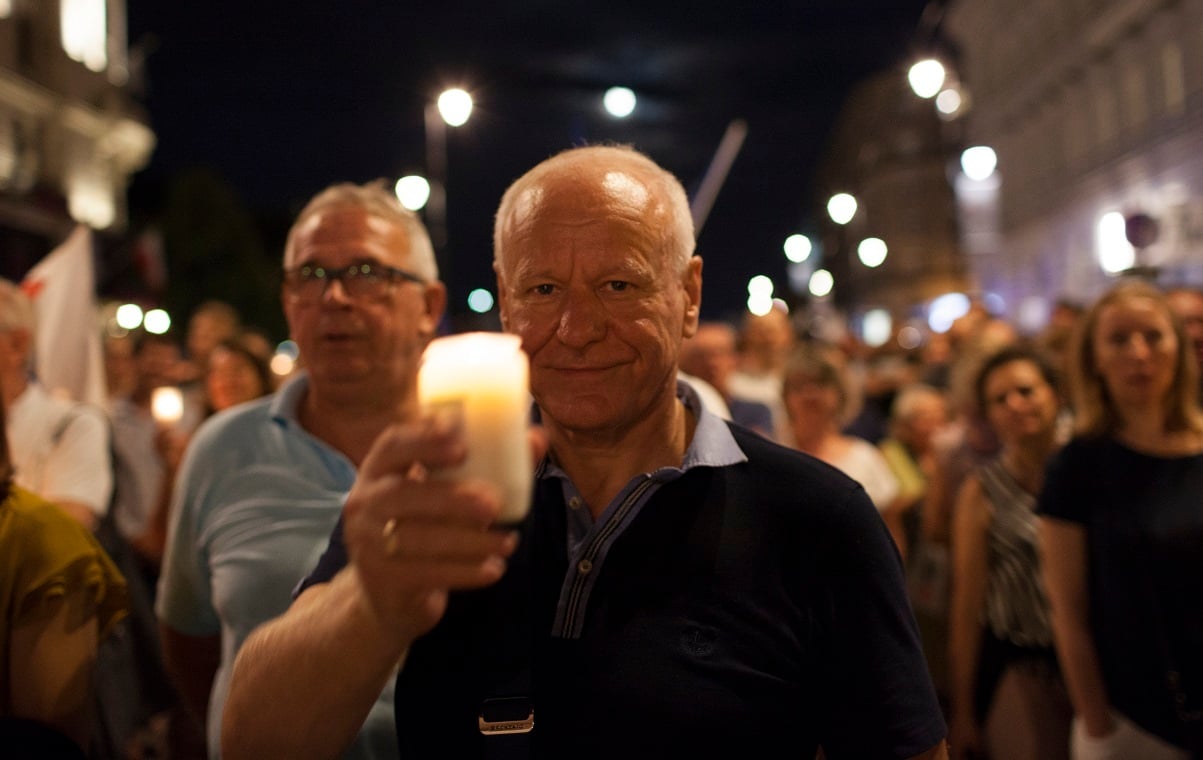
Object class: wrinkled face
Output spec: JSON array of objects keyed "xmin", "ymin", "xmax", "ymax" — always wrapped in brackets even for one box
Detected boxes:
[
  {"xmin": 1092, "ymin": 296, "xmax": 1179, "ymax": 410},
  {"xmin": 1167, "ymin": 290, "xmax": 1203, "ymax": 374},
  {"xmin": 206, "ymin": 347, "xmax": 266, "ymax": 412},
  {"xmin": 282, "ymin": 206, "xmax": 442, "ymax": 391},
  {"xmin": 981, "ymin": 360, "xmax": 1058, "ymax": 447},
  {"xmin": 496, "ymin": 168, "xmax": 701, "ymax": 436}
]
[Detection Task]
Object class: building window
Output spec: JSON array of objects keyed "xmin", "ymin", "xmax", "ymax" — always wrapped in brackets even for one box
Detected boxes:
[
  {"xmin": 61, "ymin": 0, "xmax": 108, "ymax": 72},
  {"xmin": 1161, "ymin": 42, "xmax": 1185, "ymax": 116}
]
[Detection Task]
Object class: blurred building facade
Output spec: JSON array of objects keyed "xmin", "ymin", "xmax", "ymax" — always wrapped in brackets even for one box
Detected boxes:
[
  {"xmin": 946, "ymin": 0, "xmax": 1203, "ymax": 327},
  {"xmin": 0, "ymin": 0, "xmax": 153, "ymax": 272},
  {"xmin": 811, "ymin": 68, "xmax": 971, "ymax": 331}
]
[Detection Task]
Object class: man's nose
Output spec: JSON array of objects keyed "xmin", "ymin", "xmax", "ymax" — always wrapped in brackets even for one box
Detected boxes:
[
  {"xmin": 321, "ymin": 275, "xmax": 353, "ymax": 304},
  {"xmin": 556, "ymin": 293, "xmax": 606, "ymax": 347}
]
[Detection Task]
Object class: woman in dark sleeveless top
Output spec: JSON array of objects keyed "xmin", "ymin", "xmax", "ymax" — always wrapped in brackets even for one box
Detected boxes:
[{"xmin": 948, "ymin": 345, "xmax": 1072, "ymax": 760}]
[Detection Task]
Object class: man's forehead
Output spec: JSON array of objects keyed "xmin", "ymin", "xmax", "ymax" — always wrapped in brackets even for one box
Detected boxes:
[
  {"xmin": 288, "ymin": 206, "xmax": 407, "ymax": 265},
  {"xmin": 511, "ymin": 168, "xmax": 654, "ymax": 223},
  {"xmin": 296, "ymin": 206, "xmax": 396, "ymax": 239}
]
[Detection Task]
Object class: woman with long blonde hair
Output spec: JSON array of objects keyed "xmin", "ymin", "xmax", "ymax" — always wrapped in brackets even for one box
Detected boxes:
[{"xmin": 1038, "ymin": 279, "xmax": 1203, "ymax": 759}]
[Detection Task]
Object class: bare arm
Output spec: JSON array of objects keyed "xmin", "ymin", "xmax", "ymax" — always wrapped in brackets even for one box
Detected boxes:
[
  {"xmin": 947, "ymin": 475, "xmax": 991, "ymax": 760},
  {"xmin": 10, "ymin": 591, "xmax": 101, "ymax": 750},
  {"xmin": 159, "ymin": 623, "xmax": 220, "ymax": 733},
  {"xmin": 222, "ymin": 570, "xmax": 409, "ymax": 760},
  {"xmin": 922, "ymin": 449, "xmax": 956, "ymax": 546},
  {"xmin": 221, "ymin": 416, "xmax": 521, "ymax": 759},
  {"xmin": 1038, "ymin": 516, "xmax": 1113, "ymax": 736}
]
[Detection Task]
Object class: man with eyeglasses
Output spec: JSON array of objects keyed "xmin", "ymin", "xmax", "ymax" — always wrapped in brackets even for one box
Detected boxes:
[{"xmin": 156, "ymin": 181, "xmax": 445, "ymax": 760}]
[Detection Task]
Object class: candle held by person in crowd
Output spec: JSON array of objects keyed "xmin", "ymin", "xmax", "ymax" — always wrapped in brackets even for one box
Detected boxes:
[
  {"xmin": 418, "ymin": 332, "xmax": 532, "ymax": 524},
  {"xmin": 151, "ymin": 385, "xmax": 185, "ymax": 427}
]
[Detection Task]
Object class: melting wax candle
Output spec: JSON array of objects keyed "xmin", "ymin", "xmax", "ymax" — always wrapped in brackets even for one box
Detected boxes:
[{"xmin": 418, "ymin": 332, "xmax": 532, "ymax": 524}]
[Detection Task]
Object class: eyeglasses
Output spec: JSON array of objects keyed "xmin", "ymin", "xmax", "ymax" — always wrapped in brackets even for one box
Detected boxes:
[{"xmin": 283, "ymin": 262, "xmax": 425, "ymax": 303}]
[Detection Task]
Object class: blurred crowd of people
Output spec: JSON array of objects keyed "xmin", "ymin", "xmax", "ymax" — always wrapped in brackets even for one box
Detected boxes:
[
  {"xmin": 2, "ymin": 176, "xmax": 1202, "ymax": 759},
  {"xmin": 1, "ymin": 287, "xmax": 279, "ymax": 759}
]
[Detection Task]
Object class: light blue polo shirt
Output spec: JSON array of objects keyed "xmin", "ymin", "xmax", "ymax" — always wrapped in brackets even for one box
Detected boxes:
[{"xmin": 156, "ymin": 372, "xmax": 396, "ymax": 760}]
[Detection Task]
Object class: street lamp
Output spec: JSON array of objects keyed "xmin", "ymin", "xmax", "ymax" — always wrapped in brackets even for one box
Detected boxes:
[
  {"xmin": 857, "ymin": 237, "xmax": 888, "ymax": 268},
  {"xmin": 907, "ymin": 58, "xmax": 945, "ymax": 99},
  {"xmin": 603, "ymin": 87, "xmax": 637, "ymax": 118},
  {"xmin": 783, "ymin": 233, "xmax": 812, "ymax": 263},
  {"xmin": 424, "ymin": 87, "xmax": 473, "ymax": 268},
  {"xmin": 826, "ymin": 193, "xmax": 858, "ymax": 225},
  {"xmin": 394, "ymin": 175, "xmax": 431, "ymax": 211}
]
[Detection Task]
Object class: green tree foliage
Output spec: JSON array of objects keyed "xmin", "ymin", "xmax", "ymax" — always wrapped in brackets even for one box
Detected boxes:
[{"xmin": 160, "ymin": 168, "xmax": 286, "ymax": 342}]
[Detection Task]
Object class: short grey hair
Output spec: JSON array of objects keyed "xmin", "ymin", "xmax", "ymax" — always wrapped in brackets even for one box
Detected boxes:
[
  {"xmin": 285, "ymin": 180, "xmax": 438, "ymax": 281},
  {"xmin": 493, "ymin": 144, "xmax": 695, "ymax": 273}
]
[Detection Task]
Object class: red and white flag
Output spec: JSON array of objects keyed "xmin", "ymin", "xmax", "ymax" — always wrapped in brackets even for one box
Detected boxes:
[{"xmin": 20, "ymin": 224, "xmax": 108, "ymax": 406}]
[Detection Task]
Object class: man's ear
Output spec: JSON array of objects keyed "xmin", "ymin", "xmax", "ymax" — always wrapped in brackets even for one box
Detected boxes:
[
  {"xmin": 420, "ymin": 281, "xmax": 448, "ymax": 338},
  {"xmin": 681, "ymin": 256, "xmax": 703, "ymax": 339},
  {"xmin": 494, "ymin": 261, "xmax": 512, "ymax": 333}
]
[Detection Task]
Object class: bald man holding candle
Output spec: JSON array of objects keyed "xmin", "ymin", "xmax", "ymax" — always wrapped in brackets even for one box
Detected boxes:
[{"xmin": 222, "ymin": 146, "xmax": 948, "ymax": 760}]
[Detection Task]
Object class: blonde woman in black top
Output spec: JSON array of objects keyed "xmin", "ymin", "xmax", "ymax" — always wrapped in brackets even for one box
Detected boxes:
[{"xmin": 1039, "ymin": 279, "xmax": 1203, "ymax": 759}]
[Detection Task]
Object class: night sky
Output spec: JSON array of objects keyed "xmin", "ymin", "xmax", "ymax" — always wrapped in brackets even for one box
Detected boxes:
[{"xmin": 124, "ymin": 1, "xmax": 933, "ymax": 327}]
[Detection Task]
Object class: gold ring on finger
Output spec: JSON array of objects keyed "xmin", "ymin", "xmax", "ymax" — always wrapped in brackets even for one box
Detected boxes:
[{"xmin": 381, "ymin": 518, "xmax": 401, "ymax": 557}]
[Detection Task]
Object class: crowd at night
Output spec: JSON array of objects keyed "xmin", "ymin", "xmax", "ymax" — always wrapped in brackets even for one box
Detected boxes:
[{"xmin": 4, "ymin": 2, "xmax": 1203, "ymax": 759}]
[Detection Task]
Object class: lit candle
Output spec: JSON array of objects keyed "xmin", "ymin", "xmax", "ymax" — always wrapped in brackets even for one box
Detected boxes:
[
  {"xmin": 418, "ymin": 332, "xmax": 532, "ymax": 524},
  {"xmin": 151, "ymin": 385, "xmax": 185, "ymax": 427}
]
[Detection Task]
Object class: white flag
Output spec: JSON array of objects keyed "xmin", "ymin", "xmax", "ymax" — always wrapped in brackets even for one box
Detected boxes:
[{"xmin": 21, "ymin": 224, "xmax": 108, "ymax": 406}]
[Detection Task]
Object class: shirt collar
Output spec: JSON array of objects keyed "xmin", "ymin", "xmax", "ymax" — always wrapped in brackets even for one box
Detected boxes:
[
  {"xmin": 678, "ymin": 378, "xmax": 747, "ymax": 471},
  {"xmin": 269, "ymin": 371, "xmax": 309, "ymax": 427},
  {"xmin": 536, "ymin": 378, "xmax": 746, "ymax": 481}
]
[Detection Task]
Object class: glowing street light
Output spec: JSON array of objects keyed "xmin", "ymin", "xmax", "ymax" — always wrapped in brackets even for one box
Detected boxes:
[
  {"xmin": 857, "ymin": 237, "xmax": 888, "ymax": 268},
  {"xmin": 747, "ymin": 274, "xmax": 775, "ymax": 298},
  {"xmin": 143, "ymin": 308, "xmax": 171, "ymax": 335},
  {"xmin": 115, "ymin": 303, "xmax": 144, "ymax": 330},
  {"xmin": 1097, "ymin": 212, "xmax": 1135, "ymax": 274},
  {"xmin": 783, "ymin": 233, "xmax": 812, "ymax": 263},
  {"xmin": 809, "ymin": 269, "xmax": 834, "ymax": 298},
  {"xmin": 826, "ymin": 193, "xmax": 858, "ymax": 225},
  {"xmin": 603, "ymin": 87, "xmax": 636, "ymax": 118},
  {"xmin": 467, "ymin": 288, "xmax": 495, "ymax": 313},
  {"xmin": 936, "ymin": 88, "xmax": 962, "ymax": 116},
  {"xmin": 960, "ymin": 146, "xmax": 998, "ymax": 181},
  {"xmin": 908, "ymin": 58, "xmax": 946, "ymax": 99},
  {"xmin": 425, "ymin": 85, "xmax": 475, "ymax": 271},
  {"xmin": 394, "ymin": 175, "xmax": 431, "ymax": 211},
  {"xmin": 862, "ymin": 309, "xmax": 892, "ymax": 347},
  {"xmin": 436, "ymin": 88, "xmax": 473, "ymax": 127}
]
